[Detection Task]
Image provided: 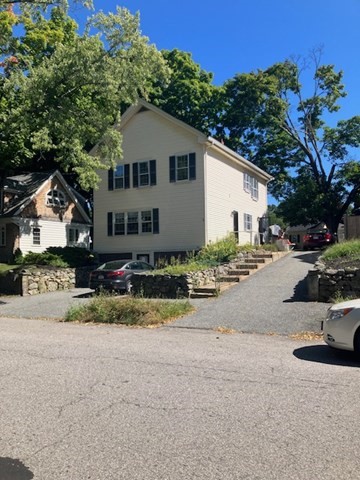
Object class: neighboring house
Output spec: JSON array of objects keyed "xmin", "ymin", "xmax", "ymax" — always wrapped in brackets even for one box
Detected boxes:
[
  {"xmin": 0, "ymin": 170, "xmax": 92, "ymax": 263},
  {"xmin": 93, "ymin": 99, "xmax": 273, "ymax": 265}
]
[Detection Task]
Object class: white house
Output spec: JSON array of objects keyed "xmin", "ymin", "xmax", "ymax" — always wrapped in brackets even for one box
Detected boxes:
[
  {"xmin": 0, "ymin": 170, "xmax": 92, "ymax": 263},
  {"xmin": 93, "ymin": 99, "xmax": 273, "ymax": 265}
]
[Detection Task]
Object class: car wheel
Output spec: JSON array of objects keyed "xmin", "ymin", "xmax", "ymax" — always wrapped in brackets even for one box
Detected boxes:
[{"xmin": 353, "ymin": 328, "xmax": 360, "ymax": 354}]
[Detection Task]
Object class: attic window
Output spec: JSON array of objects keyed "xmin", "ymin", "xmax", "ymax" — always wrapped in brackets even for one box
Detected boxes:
[{"xmin": 46, "ymin": 189, "xmax": 67, "ymax": 208}]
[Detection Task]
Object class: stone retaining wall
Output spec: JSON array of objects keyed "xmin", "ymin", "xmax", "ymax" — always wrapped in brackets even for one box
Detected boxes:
[
  {"xmin": 307, "ymin": 261, "xmax": 360, "ymax": 302},
  {"xmin": 131, "ymin": 267, "xmax": 220, "ymax": 298},
  {"xmin": 0, "ymin": 266, "xmax": 93, "ymax": 296}
]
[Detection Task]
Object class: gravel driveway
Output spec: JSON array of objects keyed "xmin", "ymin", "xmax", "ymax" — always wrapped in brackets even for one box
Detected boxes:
[
  {"xmin": 171, "ymin": 250, "xmax": 330, "ymax": 334},
  {"xmin": 0, "ymin": 251, "xmax": 330, "ymax": 334}
]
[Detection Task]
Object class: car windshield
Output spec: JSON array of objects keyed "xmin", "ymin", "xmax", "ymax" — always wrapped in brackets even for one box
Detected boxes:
[{"xmin": 98, "ymin": 261, "xmax": 129, "ymax": 270}]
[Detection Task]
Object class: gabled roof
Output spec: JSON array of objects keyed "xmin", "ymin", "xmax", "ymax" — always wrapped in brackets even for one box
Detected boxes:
[
  {"xmin": 1, "ymin": 170, "xmax": 92, "ymax": 223},
  {"xmin": 120, "ymin": 99, "xmax": 273, "ymax": 183}
]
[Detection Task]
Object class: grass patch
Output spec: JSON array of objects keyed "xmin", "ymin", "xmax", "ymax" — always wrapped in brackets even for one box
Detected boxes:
[
  {"xmin": 321, "ymin": 240, "xmax": 360, "ymax": 262},
  {"xmin": 64, "ymin": 296, "xmax": 195, "ymax": 326}
]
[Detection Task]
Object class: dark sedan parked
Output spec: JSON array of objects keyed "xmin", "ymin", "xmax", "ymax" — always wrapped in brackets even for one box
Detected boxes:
[
  {"xmin": 303, "ymin": 228, "xmax": 335, "ymax": 250},
  {"xmin": 89, "ymin": 260, "xmax": 154, "ymax": 293}
]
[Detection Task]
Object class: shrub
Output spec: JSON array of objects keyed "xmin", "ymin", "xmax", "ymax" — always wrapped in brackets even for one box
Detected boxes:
[
  {"xmin": 15, "ymin": 251, "xmax": 68, "ymax": 267},
  {"xmin": 197, "ymin": 234, "xmax": 238, "ymax": 264},
  {"xmin": 46, "ymin": 246, "xmax": 96, "ymax": 267},
  {"xmin": 321, "ymin": 240, "xmax": 360, "ymax": 261}
]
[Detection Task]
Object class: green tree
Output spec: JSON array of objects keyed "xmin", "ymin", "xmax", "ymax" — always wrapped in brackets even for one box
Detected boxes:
[
  {"xmin": 0, "ymin": 6, "xmax": 168, "ymax": 190},
  {"xmin": 219, "ymin": 52, "xmax": 360, "ymax": 233},
  {"xmin": 149, "ymin": 48, "xmax": 220, "ymax": 134}
]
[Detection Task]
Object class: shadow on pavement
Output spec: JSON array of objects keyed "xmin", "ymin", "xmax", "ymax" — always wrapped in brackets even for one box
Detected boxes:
[
  {"xmin": 72, "ymin": 291, "xmax": 94, "ymax": 299},
  {"xmin": 293, "ymin": 251, "xmax": 322, "ymax": 264},
  {"xmin": 283, "ymin": 278, "xmax": 309, "ymax": 302},
  {"xmin": 0, "ymin": 457, "xmax": 34, "ymax": 480},
  {"xmin": 293, "ymin": 345, "xmax": 360, "ymax": 367}
]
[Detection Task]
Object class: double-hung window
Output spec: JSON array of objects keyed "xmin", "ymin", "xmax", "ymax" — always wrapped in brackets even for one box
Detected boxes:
[
  {"xmin": 108, "ymin": 164, "xmax": 130, "ymax": 190},
  {"xmin": 244, "ymin": 214, "xmax": 252, "ymax": 232},
  {"xmin": 127, "ymin": 212, "xmax": 139, "ymax": 235},
  {"xmin": 133, "ymin": 160, "xmax": 156, "ymax": 188},
  {"xmin": 68, "ymin": 228, "xmax": 79, "ymax": 244},
  {"xmin": 114, "ymin": 213, "xmax": 125, "ymax": 235},
  {"xmin": 33, "ymin": 227, "xmax": 41, "ymax": 245},
  {"xmin": 141, "ymin": 210, "xmax": 152, "ymax": 233},
  {"xmin": 243, "ymin": 173, "xmax": 259, "ymax": 200},
  {"xmin": 114, "ymin": 165, "xmax": 125, "ymax": 189},
  {"xmin": 169, "ymin": 153, "xmax": 196, "ymax": 182},
  {"xmin": 0, "ymin": 225, "xmax": 5, "ymax": 246},
  {"xmin": 251, "ymin": 177, "xmax": 259, "ymax": 200},
  {"xmin": 108, "ymin": 209, "xmax": 159, "ymax": 236}
]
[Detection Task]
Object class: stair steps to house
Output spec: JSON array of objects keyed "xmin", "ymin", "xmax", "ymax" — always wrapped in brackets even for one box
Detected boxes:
[
  {"xmin": 251, "ymin": 253, "xmax": 274, "ymax": 259},
  {"xmin": 227, "ymin": 269, "xmax": 251, "ymax": 276},
  {"xmin": 218, "ymin": 276, "xmax": 241, "ymax": 283},
  {"xmin": 190, "ymin": 251, "xmax": 290, "ymax": 299},
  {"xmin": 244, "ymin": 258, "xmax": 266, "ymax": 264},
  {"xmin": 235, "ymin": 263, "xmax": 259, "ymax": 270}
]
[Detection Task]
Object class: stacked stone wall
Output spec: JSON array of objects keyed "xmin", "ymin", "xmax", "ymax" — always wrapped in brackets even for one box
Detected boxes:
[{"xmin": 307, "ymin": 262, "xmax": 360, "ymax": 302}]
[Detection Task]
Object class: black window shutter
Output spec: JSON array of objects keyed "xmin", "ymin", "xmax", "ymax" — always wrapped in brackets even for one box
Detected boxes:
[
  {"xmin": 124, "ymin": 164, "xmax": 130, "ymax": 189},
  {"xmin": 108, "ymin": 169, "xmax": 114, "ymax": 190},
  {"xmin": 152, "ymin": 208, "xmax": 159, "ymax": 234},
  {"xmin": 150, "ymin": 160, "xmax": 157, "ymax": 186},
  {"xmin": 189, "ymin": 153, "xmax": 196, "ymax": 180},
  {"xmin": 133, "ymin": 163, "xmax": 139, "ymax": 188},
  {"xmin": 169, "ymin": 156, "xmax": 176, "ymax": 183},
  {"xmin": 107, "ymin": 212, "xmax": 113, "ymax": 236}
]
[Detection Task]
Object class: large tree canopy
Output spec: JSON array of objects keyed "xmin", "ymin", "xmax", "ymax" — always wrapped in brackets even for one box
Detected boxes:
[
  {"xmin": 0, "ymin": 3, "xmax": 168, "ymax": 189},
  {"xmin": 149, "ymin": 48, "xmax": 220, "ymax": 134},
  {"xmin": 218, "ymin": 55, "xmax": 360, "ymax": 232}
]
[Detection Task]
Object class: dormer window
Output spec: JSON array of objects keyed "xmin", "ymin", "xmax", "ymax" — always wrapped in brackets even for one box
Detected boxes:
[{"xmin": 46, "ymin": 189, "xmax": 67, "ymax": 208}]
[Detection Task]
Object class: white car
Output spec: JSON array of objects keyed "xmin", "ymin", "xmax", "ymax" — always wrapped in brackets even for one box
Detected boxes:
[{"xmin": 323, "ymin": 298, "xmax": 360, "ymax": 352}]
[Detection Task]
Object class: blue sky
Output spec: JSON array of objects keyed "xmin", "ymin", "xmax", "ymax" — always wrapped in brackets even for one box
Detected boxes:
[{"xmin": 72, "ymin": 0, "xmax": 360, "ymax": 123}]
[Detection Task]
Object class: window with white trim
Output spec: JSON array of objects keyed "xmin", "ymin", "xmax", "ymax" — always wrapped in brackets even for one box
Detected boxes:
[
  {"xmin": 33, "ymin": 227, "xmax": 41, "ymax": 245},
  {"xmin": 114, "ymin": 165, "xmax": 125, "ymax": 189},
  {"xmin": 46, "ymin": 189, "xmax": 67, "ymax": 208},
  {"xmin": 244, "ymin": 214, "xmax": 252, "ymax": 231},
  {"xmin": 169, "ymin": 153, "xmax": 196, "ymax": 182},
  {"xmin": 109, "ymin": 209, "xmax": 159, "ymax": 236},
  {"xmin": 68, "ymin": 228, "xmax": 79, "ymax": 244},
  {"xmin": 243, "ymin": 173, "xmax": 259, "ymax": 200},
  {"xmin": 0, "ymin": 225, "xmax": 5, "ymax": 246}
]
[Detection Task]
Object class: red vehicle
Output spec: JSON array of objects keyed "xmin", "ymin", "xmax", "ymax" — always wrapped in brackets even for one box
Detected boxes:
[{"xmin": 303, "ymin": 228, "xmax": 335, "ymax": 250}]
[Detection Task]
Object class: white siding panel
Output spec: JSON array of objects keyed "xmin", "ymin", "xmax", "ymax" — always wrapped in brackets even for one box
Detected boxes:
[
  {"xmin": 94, "ymin": 110, "xmax": 206, "ymax": 256},
  {"xmin": 205, "ymin": 148, "xmax": 268, "ymax": 245},
  {"xmin": 18, "ymin": 220, "xmax": 90, "ymax": 254}
]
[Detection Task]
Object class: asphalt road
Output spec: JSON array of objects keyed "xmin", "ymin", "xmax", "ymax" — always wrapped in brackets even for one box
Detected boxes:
[
  {"xmin": 1, "ymin": 318, "xmax": 360, "ymax": 480},
  {"xmin": 0, "ymin": 250, "xmax": 330, "ymax": 335}
]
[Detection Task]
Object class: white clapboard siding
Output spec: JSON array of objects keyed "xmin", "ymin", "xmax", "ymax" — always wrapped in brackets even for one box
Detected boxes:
[
  {"xmin": 18, "ymin": 220, "xmax": 90, "ymax": 254},
  {"xmin": 94, "ymin": 109, "xmax": 206, "ymax": 257},
  {"xmin": 205, "ymin": 147, "xmax": 268, "ymax": 245}
]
